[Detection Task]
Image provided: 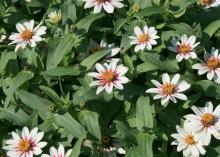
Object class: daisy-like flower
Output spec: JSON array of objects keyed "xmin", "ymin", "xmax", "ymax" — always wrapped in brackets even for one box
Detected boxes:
[
  {"xmin": 184, "ymin": 102, "xmax": 220, "ymax": 146},
  {"xmin": 48, "ymin": 10, "xmax": 62, "ymax": 24},
  {"xmin": 3, "ymin": 127, "xmax": 47, "ymax": 157},
  {"xmin": 168, "ymin": 34, "xmax": 200, "ymax": 62},
  {"xmin": 146, "ymin": 73, "xmax": 190, "ymax": 106},
  {"xmin": 192, "ymin": 48, "xmax": 220, "ymax": 81},
  {"xmin": 201, "ymin": 0, "xmax": 220, "ymax": 8},
  {"xmin": 88, "ymin": 59, "xmax": 129, "ymax": 94},
  {"xmin": 171, "ymin": 125, "xmax": 206, "ymax": 157},
  {"xmin": 9, "ymin": 20, "xmax": 47, "ymax": 52},
  {"xmin": 83, "ymin": 0, "xmax": 124, "ymax": 14},
  {"xmin": 129, "ymin": 26, "xmax": 159, "ymax": 52},
  {"xmin": 41, "ymin": 144, "xmax": 72, "ymax": 157}
]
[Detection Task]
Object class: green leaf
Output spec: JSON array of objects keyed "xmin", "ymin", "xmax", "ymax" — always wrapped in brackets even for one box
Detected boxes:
[
  {"xmin": 17, "ymin": 90, "xmax": 51, "ymax": 120},
  {"xmin": 136, "ymin": 96, "xmax": 153, "ymax": 131},
  {"xmin": 136, "ymin": 62, "xmax": 159, "ymax": 73},
  {"xmin": 61, "ymin": 0, "xmax": 77, "ymax": 24},
  {"xmin": 204, "ymin": 19, "xmax": 220, "ymax": 37},
  {"xmin": 137, "ymin": 132, "xmax": 154, "ymax": 157},
  {"xmin": 54, "ymin": 113, "xmax": 86, "ymax": 138},
  {"xmin": 42, "ymin": 66, "xmax": 82, "ymax": 77},
  {"xmin": 135, "ymin": 6, "xmax": 166, "ymax": 17},
  {"xmin": 79, "ymin": 110, "xmax": 101, "ymax": 140},
  {"xmin": 0, "ymin": 51, "xmax": 17, "ymax": 74},
  {"xmin": 123, "ymin": 54, "xmax": 135, "ymax": 72},
  {"xmin": 69, "ymin": 135, "xmax": 84, "ymax": 157}
]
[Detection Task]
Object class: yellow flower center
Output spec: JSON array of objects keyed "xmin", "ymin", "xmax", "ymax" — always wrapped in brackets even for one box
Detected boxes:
[
  {"xmin": 101, "ymin": 136, "xmax": 111, "ymax": 145},
  {"xmin": 201, "ymin": 113, "xmax": 215, "ymax": 127},
  {"xmin": 184, "ymin": 135, "xmax": 196, "ymax": 145},
  {"xmin": 177, "ymin": 44, "xmax": 191, "ymax": 55},
  {"xmin": 207, "ymin": 57, "xmax": 219, "ymax": 70},
  {"xmin": 202, "ymin": 0, "xmax": 213, "ymax": 5},
  {"xmin": 138, "ymin": 34, "xmax": 150, "ymax": 44},
  {"xmin": 162, "ymin": 83, "xmax": 175, "ymax": 95},
  {"xmin": 18, "ymin": 139, "xmax": 31, "ymax": 152},
  {"xmin": 96, "ymin": 0, "xmax": 109, "ymax": 3},
  {"xmin": 101, "ymin": 70, "xmax": 115, "ymax": 82},
  {"xmin": 21, "ymin": 29, "xmax": 33, "ymax": 41}
]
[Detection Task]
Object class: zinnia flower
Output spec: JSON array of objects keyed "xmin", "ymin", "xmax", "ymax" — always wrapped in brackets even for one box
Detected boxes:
[
  {"xmin": 48, "ymin": 10, "xmax": 62, "ymax": 24},
  {"xmin": 129, "ymin": 26, "xmax": 159, "ymax": 52},
  {"xmin": 3, "ymin": 127, "xmax": 47, "ymax": 157},
  {"xmin": 9, "ymin": 20, "xmax": 47, "ymax": 52},
  {"xmin": 146, "ymin": 73, "xmax": 190, "ymax": 106},
  {"xmin": 171, "ymin": 125, "xmax": 206, "ymax": 157},
  {"xmin": 41, "ymin": 144, "xmax": 72, "ymax": 157},
  {"xmin": 83, "ymin": 0, "xmax": 124, "ymax": 14},
  {"xmin": 168, "ymin": 34, "xmax": 200, "ymax": 62},
  {"xmin": 192, "ymin": 47, "xmax": 220, "ymax": 81},
  {"xmin": 88, "ymin": 59, "xmax": 129, "ymax": 94},
  {"xmin": 184, "ymin": 102, "xmax": 220, "ymax": 146}
]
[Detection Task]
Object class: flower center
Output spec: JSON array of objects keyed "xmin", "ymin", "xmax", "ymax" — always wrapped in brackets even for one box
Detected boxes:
[
  {"xmin": 101, "ymin": 70, "xmax": 115, "ymax": 82},
  {"xmin": 21, "ymin": 29, "xmax": 33, "ymax": 41},
  {"xmin": 177, "ymin": 44, "xmax": 191, "ymax": 54},
  {"xmin": 90, "ymin": 47, "xmax": 104, "ymax": 53},
  {"xmin": 18, "ymin": 139, "xmax": 31, "ymax": 152},
  {"xmin": 184, "ymin": 135, "xmax": 195, "ymax": 145},
  {"xmin": 201, "ymin": 113, "xmax": 215, "ymax": 127},
  {"xmin": 96, "ymin": 0, "xmax": 109, "ymax": 4},
  {"xmin": 138, "ymin": 34, "xmax": 150, "ymax": 44},
  {"xmin": 162, "ymin": 83, "xmax": 175, "ymax": 95},
  {"xmin": 101, "ymin": 136, "xmax": 111, "ymax": 145},
  {"xmin": 207, "ymin": 57, "xmax": 219, "ymax": 70},
  {"xmin": 202, "ymin": 0, "xmax": 214, "ymax": 5}
]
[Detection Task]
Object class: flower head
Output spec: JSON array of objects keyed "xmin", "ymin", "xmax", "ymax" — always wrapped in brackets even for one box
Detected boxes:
[
  {"xmin": 41, "ymin": 144, "xmax": 72, "ymax": 157},
  {"xmin": 168, "ymin": 34, "xmax": 200, "ymax": 62},
  {"xmin": 83, "ymin": 0, "xmax": 124, "ymax": 14},
  {"xmin": 192, "ymin": 48, "xmax": 220, "ymax": 81},
  {"xmin": 184, "ymin": 102, "xmax": 220, "ymax": 146},
  {"xmin": 171, "ymin": 125, "xmax": 206, "ymax": 157},
  {"xmin": 146, "ymin": 73, "xmax": 190, "ymax": 106},
  {"xmin": 201, "ymin": 0, "xmax": 220, "ymax": 8},
  {"xmin": 129, "ymin": 26, "xmax": 159, "ymax": 52},
  {"xmin": 9, "ymin": 20, "xmax": 47, "ymax": 52},
  {"xmin": 48, "ymin": 10, "xmax": 62, "ymax": 24},
  {"xmin": 3, "ymin": 127, "xmax": 47, "ymax": 157},
  {"xmin": 88, "ymin": 59, "xmax": 129, "ymax": 94}
]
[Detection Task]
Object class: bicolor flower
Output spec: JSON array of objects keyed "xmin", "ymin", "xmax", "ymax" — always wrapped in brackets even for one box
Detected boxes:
[
  {"xmin": 184, "ymin": 102, "xmax": 220, "ymax": 146},
  {"xmin": 146, "ymin": 73, "xmax": 190, "ymax": 106},
  {"xmin": 201, "ymin": 0, "xmax": 220, "ymax": 8},
  {"xmin": 3, "ymin": 127, "xmax": 47, "ymax": 157},
  {"xmin": 48, "ymin": 10, "xmax": 62, "ymax": 24},
  {"xmin": 41, "ymin": 144, "xmax": 72, "ymax": 157},
  {"xmin": 192, "ymin": 48, "xmax": 220, "ymax": 81},
  {"xmin": 129, "ymin": 26, "xmax": 159, "ymax": 52},
  {"xmin": 88, "ymin": 59, "xmax": 129, "ymax": 94},
  {"xmin": 168, "ymin": 34, "xmax": 200, "ymax": 62},
  {"xmin": 9, "ymin": 20, "xmax": 47, "ymax": 52},
  {"xmin": 83, "ymin": 0, "xmax": 124, "ymax": 13},
  {"xmin": 171, "ymin": 125, "xmax": 206, "ymax": 157}
]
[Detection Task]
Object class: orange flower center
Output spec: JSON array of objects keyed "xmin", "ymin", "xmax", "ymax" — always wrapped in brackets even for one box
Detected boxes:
[
  {"xmin": 202, "ymin": 0, "xmax": 213, "ymax": 5},
  {"xmin": 184, "ymin": 135, "xmax": 196, "ymax": 145},
  {"xmin": 162, "ymin": 83, "xmax": 175, "ymax": 95},
  {"xmin": 177, "ymin": 44, "xmax": 191, "ymax": 54},
  {"xmin": 201, "ymin": 113, "xmax": 215, "ymax": 127},
  {"xmin": 96, "ymin": 0, "xmax": 109, "ymax": 3},
  {"xmin": 207, "ymin": 57, "xmax": 219, "ymax": 70},
  {"xmin": 138, "ymin": 34, "xmax": 150, "ymax": 44},
  {"xmin": 18, "ymin": 139, "xmax": 31, "ymax": 152},
  {"xmin": 101, "ymin": 70, "xmax": 115, "ymax": 82},
  {"xmin": 90, "ymin": 47, "xmax": 104, "ymax": 53},
  {"xmin": 21, "ymin": 29, "xmax": 33, "ymax": 41}
]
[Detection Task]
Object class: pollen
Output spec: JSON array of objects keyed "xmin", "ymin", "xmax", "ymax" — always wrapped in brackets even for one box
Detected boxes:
[
  {"xmin": 138, "ymin": 34, "xmax": 150, "ymax": 44},
  {"xmin": 202, "ymin": 0, "xmax": 213, "ymax": 5},
  {"xmin": 201, "ymin": 113, "xmax": 215, "ymax": 127},
  {"xmin": 177, "ymin": 44, "xmax": 191, "ymax": 55},
  {"xmin": 101, "ymin": 70, "xmax": 115, "ymax": 82},
  {"xmin": 184, "ymin": 135, "xmax": 196, "ymax": 145},
  {"xmin": 18, "ymin": 139, "xmax": 31, "ymax": 152},
  {"xmin": 207, "ymin": 57, "xmax": 219, "ymax": 70},
  {"xmin": 21, "ymin": 29, "xmax": 33, "ymax": 41},
  {"xmin": 162, "ymin": 83, "xmax": 175, "ymax": 95}
]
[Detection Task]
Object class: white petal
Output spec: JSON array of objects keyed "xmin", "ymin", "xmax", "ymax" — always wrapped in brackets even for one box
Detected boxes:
[
  {"xmin": 116, "ymin": 65, "xmax": 128, "ymax": 76},
  {"xmin": 96, "ymin": 86, "xmax": 104, "ymax": 95},
  {"xmin": 171, "ymin": 74, "xmax": 180, "ymax": 84},
  {"xmin": 95, "ymin": 63, "xmax": 105, "ymax": 73},
  {"xmin": 103, "ymin": 2, "xmax": 114, "ymax": 13},
  {"xmin": 146, "ymin": 88, "xmax": 160, "ymax": 94},
  {"xmin": 176, "ymin": 54, "xmax": 183, "ymax": 62},
  {"xmin": 189, "ymin": 52, "xmax": 197, "ymax": 59},
  {"xmin": 174, "ymin": 93, "xmax": 187, "ymax": 100},
  {"xmin": 162, "ymin": 73, "xmax": 170, "ymax": 84},
  {"xmin": 151, "ymin": 80, "xmax": 162, "ymax": 87},
  {"xmin": 177, "ymin": 81, "xmax": 190, "ymax": 92},
  {"xmin": 94, "ymin": 4, "xmax": 102, "ymax": 13},
  {"xmin": 134, "ymin": 26, "xmax": 142, "ymax": 36}
]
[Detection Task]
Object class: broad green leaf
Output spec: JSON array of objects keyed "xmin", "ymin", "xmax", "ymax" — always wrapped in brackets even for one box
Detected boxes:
[
  {"xmin": 136, "ymin": 96, "xmax": 153, "ymax": 131},
  {"xmin": 79, "ymin": 110, "xmax": 101, "ymax": 140},
  {"xmin": 69, "ymin": 135, "xmax": 84, "ymax": 157},
  {"xmin": 137, "ymin": 132, "xmax": 154, "ymax": 157},
  {"xmin": 204, "ymin": 19, "xmax": 220, "ymax": 37},
  {"xmin": 135, "ymin": 6, "xmax": 166, "ymax": 17},
  {"xmin": 0, "ymin": 51, "xmax": 17, "ymax": 74},
  {"xmin": 123, "ymin": 54, "xmax": 135, "ymax": 72},
  {"xmin": 26, "ymin": 112, "xmax": 38, "ymax": 128},
  {"xmin": 136, "ymin": 62, "xmax": 159, "ymax": 73},
  {"xmin": 169, "ymin": 22, "xmax": 195, "ymax": 35},
  {"xmin": 42, "ymin": 66, "xmax": 82, "ymax": 77},
  {"xmin": 61, "ymin": 0, "xmax": 77, "ymax": 24},
  {"xmin": 54, "ymin": 113, "xmax": 86, "ymax": 138}
]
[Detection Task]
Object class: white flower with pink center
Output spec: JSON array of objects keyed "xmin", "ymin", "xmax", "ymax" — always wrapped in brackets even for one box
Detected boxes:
[
  {"xmin": 3, "ymin": 127, "xmax": 47, "ymax": 157},
  {"xmin": 41, "ymin": 144, "xmax": 72, "ymax": 157},
  {"xmin": 88, "ymin": 59, "xmax": 129, "ymax": 94}
]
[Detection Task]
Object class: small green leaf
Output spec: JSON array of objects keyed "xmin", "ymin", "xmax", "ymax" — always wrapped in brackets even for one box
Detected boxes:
[
  {"xmin": 204, "ymin": 19, "xmax": 220, "ymax": 37},
  {"xmin": 42, "ymin": 66, "xmax": 82, "ymax": 77},
  {"xmin": 69, "ymin": 135, "xmax": 85, "ymax": 157},
  {"xmin": 137, "ymin": 132, "xmax": 154, "ymax": 157}
]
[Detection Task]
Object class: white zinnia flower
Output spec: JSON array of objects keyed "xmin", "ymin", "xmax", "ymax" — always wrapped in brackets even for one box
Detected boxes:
[
  {"xmin": 9, "ymin": 20, "xmax": 47, "ymax": 52},
  {"xmin": 83, "ymin": 0, "xmax": 124, "ymax": 14},
  {"xmin": 184, "ymin": 102, "xmax": 220, "ymax": 146},
  {"xmin": 168, "ymin": 34, "xmax": 200, "ymax": 62},
  {"xmin": 146, "ymin": 73, "xmax": 190, "ymax": 106},
  {"xmin": 41, "ymin": 144, "xmax": 72, "ymax": 157},
  {"xmin": 129, "ymin": 26, "xmax": 159, "ymax": 52},
  {"xmin": 201, "ymin": 0, "xmax": 220, "ymax": 8},
  {"xmin": 192, "ymin": 48, "xmax": 220, "ymax": 81},
  {"xmin": 171, "ymin": 125, "xmax": 206, "ymax": 157},
  {"xmin": 48, "ymin": 10, "xmax": 62, "ymax": 24},
  {"xmin": 3, "ymin": 127, "xmax": 47, "ymax": 157},
  {"xmin": 88, "ymin": 59, "xmax": 129, "ymax": 94}
]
